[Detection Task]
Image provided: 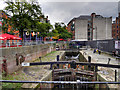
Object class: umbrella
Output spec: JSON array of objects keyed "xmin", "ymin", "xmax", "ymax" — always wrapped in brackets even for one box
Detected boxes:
[
  {"xmin": 58, "ymin": 39, "xmax": 66, "ymax": 41},
  {"xmin": 9, "ymin": 34, "xmax": 22, "ymax": 40},
  {"xmin": 0, "ymin": 33, "xmax": 22, "ymax": 40}
]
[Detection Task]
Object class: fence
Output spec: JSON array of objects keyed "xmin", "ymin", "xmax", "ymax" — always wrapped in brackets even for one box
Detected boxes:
[{"xmin": 84, "ymin": 39, "xmax": 120, "ymax": 55}]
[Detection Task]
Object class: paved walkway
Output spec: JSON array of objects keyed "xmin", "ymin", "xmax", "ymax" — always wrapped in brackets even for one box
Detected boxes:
[
  {"xmin": 81, "ymin": 49, "xmax": 119, "ymax": 65},
  {"xmin": 80, "ymin": 49, "xmax": 120, "ymax": 89}
]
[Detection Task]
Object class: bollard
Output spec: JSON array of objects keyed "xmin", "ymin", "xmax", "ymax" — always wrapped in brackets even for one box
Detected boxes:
[
  {"xmin": 70, "ymin": 60, "xmax": 76, "ymax": 69},
  {"xmin": 57, "ymin": 55, "xmax": 59, "ymax": 69},
  {"xmin": 115, "ymin": 70, "xmax": 117, "ymax": 82},
  {"xmin": 108, "ymin": 58, "xmax": 111, "ymax": 64},
  {"xmin": 39, "ymin": 57, "xmax": 42, "ymax": 62},
  {"xmin": 95, "ymin": 65, "xmax": 98, "ymax": 81},
  {"xmin": 50, "ymin": 64, "xmax": 53, "ymax": 70},
  {"xmin": 88, "ymin": 56, "xmax": 91, "ymax": 63},
  {"xmin": 88, "ymin": 56, "xmax": 91, "ymax": 70}
]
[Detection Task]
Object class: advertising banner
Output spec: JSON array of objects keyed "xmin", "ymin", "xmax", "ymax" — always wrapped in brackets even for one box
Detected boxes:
[{"xmin": 115, "ymin": 41, "xmax": 120, "ymax": 49}]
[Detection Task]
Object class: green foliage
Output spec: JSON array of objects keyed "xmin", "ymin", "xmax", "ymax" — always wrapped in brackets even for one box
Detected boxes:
[
  {"xmin": 53, "ymin": 22, "xmax": 73, "ymax": 40},
  {"xmin": 2, "ymin": 73, "xmax": 25, "ymax": 88},
  {"xmin": 36, "ymin": 22, "xmax": 53, "ymax": 38},
  {"xmin": 4, "ymin": 1, "xmax": 42, "ymax": 38}
]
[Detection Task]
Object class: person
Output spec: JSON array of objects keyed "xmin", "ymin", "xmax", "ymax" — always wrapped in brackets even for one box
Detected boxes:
[
  {"xmin": 115, "ymin": 50, "xmax": 118, "ymax": 56},
  {"xmin": 56, "ymin": 45, "xmax": 59, "ymax": 51},
  {"xmin": 96, "ymin": 49, "xmax": 98, "ymax": 53},
  {"xmin": 112, "ymin": 51, "xmax": 115, "ymax": 56},
  {"xmin": 98, "ymin": 50, "xmax": 101, "ymax": 55},
  {"xmin": 93, "ymin": 49, "xmax": 96, "ymax": 53}
]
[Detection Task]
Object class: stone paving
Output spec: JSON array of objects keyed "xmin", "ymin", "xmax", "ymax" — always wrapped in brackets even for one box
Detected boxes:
[
  {"xmin": 81, "ymin": 49, "xmax": 119, "ymax": 65},
  {"xmin": 22, "ymin": 50, "xmax": 64, "ymax": 88},
  {"xmin": 80, "ymin": 49, "xmax": 120, "ymax": 89}
]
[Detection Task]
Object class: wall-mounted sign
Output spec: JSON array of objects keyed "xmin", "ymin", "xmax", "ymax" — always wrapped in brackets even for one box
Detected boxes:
[{"xmin": 115, "ymin": 41, "xmax": 120, "ymax": 49}]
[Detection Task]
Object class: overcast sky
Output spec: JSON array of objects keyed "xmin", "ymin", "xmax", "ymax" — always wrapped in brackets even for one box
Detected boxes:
[{"xmin": 0, "ymin": 0, "xmax": 119, "ymax": 25}]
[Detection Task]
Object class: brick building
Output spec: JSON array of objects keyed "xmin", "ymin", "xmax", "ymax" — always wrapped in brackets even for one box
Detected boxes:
[
  {"xmin": 0, "ymin": 10, "xmax": 20, "ymax": 47},
  {"xmin": 66, "ymin": 18, "xmax": 75, "ymax": 40},
  {"xmin": 112, "ymin": 14, "xmax": 120, "ymax": 40}
]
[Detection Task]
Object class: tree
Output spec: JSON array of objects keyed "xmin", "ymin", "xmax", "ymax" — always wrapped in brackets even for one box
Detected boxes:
[
  {"xmin": 54, "ymin": 22, "xmax": 73, "ymax": 40},
  {"xmin": 36, "ymin": 22, "xmax": 53, "ymax": 39},
  {"xmin": 4, "ymin": 0, "xmax": 42, "ymax": 39}
]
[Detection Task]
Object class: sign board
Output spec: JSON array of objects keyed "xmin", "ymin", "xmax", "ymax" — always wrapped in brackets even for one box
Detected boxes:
[
  {"xmin": 22, "ymin": 63, "xmax": 30, "ymax": 66},
  {"xmin": 115, "ymin": 41, "xmax": 120, "ymax": 49}
]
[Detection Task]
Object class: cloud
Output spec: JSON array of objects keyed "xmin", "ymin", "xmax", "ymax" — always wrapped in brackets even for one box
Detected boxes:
[
  {"xmin": 41, "ymin": 2, "xmax": 118, "ymax": 25},
  {"xmin": 0, "ymin": 1, "xmax": 118, "ymax": 25},
  {"xmin": 39, "ymin": 0, "xmax": 119, "ymax": 2}
]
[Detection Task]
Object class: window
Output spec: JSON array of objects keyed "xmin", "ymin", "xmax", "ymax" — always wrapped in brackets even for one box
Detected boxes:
[
  {"xmin": 117, "ymin": 30, "xmax": 119, "ymax": 33},
  {"xmin": 88, "ymin": 32, "xmax": 90, "ymax": 36},
  {"xmin": 117, "ymin": 35, "xmax": 119, "ymax": 39}
]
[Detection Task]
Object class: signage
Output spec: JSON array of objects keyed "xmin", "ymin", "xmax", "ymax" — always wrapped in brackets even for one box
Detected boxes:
[
  {"xmin": 22, "ymin": 63, "xmax": 30, "ymax": 66},
  {"xmin": 115, "ymin": 41, "xmax": 120, "ymax": 49}
]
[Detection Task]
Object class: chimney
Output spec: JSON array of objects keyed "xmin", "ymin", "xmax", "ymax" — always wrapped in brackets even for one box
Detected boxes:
[{"xmin": 91, "ymin": 13, "xmax": 96, "ymax": 18}]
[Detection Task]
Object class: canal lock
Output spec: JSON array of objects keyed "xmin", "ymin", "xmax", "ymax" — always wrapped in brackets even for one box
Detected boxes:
[{"xmin": 51, "ymin": 51, "xmax": 98, "ymax": 89}]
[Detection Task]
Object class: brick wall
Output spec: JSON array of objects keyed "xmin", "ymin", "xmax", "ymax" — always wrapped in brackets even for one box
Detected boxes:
[{"xmin": 0, "ymin": 44, "xmax": 56, "ymax": 74}]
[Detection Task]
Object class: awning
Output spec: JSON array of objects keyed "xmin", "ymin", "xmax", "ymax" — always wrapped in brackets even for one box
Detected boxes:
[
  {"xmin": 52, "ymin": 36, "xmax": 58, "ymax": 39},
  {"xmin": 0, "ymin": 33, "xmax": 22, "ymax": 40}
]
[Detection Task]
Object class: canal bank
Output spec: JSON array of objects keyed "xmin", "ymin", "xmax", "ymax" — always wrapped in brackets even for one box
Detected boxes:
[
  {"xmin": 80, "ymin": 49, "xmax": 119, "ymax": 89},
  {"xmin": 2, "ymin": 48, "xmax": 120, "ymax": 89},
  {"xmin": 2, "ymin": 51, "xmax": 65, "ymax": 88}
]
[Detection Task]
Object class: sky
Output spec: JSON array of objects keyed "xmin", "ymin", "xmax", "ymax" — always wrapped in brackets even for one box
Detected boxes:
[{"xmin": 0, "ymin": 0, "xmax": 119, "ymax": 25}]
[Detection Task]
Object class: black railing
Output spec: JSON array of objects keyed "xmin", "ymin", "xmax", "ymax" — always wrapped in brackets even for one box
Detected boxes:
[{"xmin": 1, "ymin": 80, "xmax": 120, "ymax": 84}]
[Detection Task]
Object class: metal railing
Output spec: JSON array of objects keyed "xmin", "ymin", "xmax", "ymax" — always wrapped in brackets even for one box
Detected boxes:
[{"xmin": 1, "ymin": 80, "xmax": 120, "ymax": 84}]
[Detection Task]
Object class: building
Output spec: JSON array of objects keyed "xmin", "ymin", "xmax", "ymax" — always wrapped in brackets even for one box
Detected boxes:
[
  {"xmin": 67, "ymin": 13, "xmax": 112, "ymax": 41},
  {"xmin": 75, "ymin": 16, "xmax": 91, "ymax": 41},
  {"xmin": 0, "ymin": 10, "xmax": 20, "ymax": 47},
  {"xmin": 112, "ymin": 17, "xmax": 119, "ymax": 39},
  {"xmin": 66, "ymin": 18, "xmax": 75, "ymax": 40},
  {"xmin": 0, "ymin": 10, "xmax": 19, "ymax": 35},
  {"xmin": 92, "ymin": 13, "xmax": 112, "ymax": 40}
]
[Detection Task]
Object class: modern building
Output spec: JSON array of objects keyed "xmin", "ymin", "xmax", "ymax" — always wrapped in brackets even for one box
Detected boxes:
[{"xmin": 67, "ymin": 13, "xmax": 113, "ymax": 41}]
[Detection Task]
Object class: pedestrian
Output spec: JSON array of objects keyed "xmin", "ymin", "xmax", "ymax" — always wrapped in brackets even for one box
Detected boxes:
[
  {"xmin": 96, "ymin": 49, "xmax": 98, "ymax": 53},
  {"xmin": 93, "ymin": 49, "xmax": 96, "ymax": 53},
  {"xmin": 98, "ymin": 50, "xmax": 101, "ymax": 55},
  {"xmin": 112, "ymin": 51, "xmax": 115, "ymax": 56},
  {"xmin": 115, "ymin": 50, "xmax": 118, "ymax": 56}
]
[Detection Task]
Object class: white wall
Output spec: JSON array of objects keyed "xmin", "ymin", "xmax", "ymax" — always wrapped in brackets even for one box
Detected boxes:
[
  {"xmin": 93, "ymin": 17, "xmax": 112, "ymax": 40},
  {"xmin": 75, "ymin": 19, "xmax": 88, "ymax": 41}
]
